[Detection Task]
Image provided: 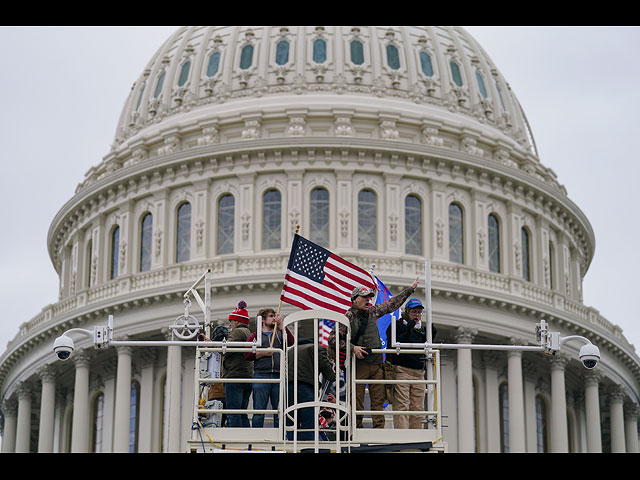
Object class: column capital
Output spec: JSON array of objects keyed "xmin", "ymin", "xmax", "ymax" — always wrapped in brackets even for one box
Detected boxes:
[
  {"xmin": 1, "ymin": 398, "xmax": 18, "ymax": 416},
  {"xmin": 624, "ymin": 403, "xmax": 640, "ymax": 420},
  {"xmin": 481, "ymin": 350, "xmax": 501, "ymax": 369},
  {"xmin": 454, "ymin": 326, "xmax": 477, "ymax": 344},
  {"xmin": 582, "ymin": 368, "xmax": 603, "ymax": 387},
  {"xmin": 608, "ymin": 384, "xmax": 627, "ymax": 405},
  {"xmin": 115, "ymin": 336, "xmax": 134, "ymax": 357},
  {"xmin": 37, "ymin": 364, "xmax": 58, "ymax": 383},
  {"xmin": 15, "ymin": 381, "xmax": 33, "ymax": 401},
  {"xmin": 71, "ymin": 348, "xmax": 94, "ymax": 368},
  {"xmin": 548, "ymin": 352, "xmax": 570, "ymax": 371}
]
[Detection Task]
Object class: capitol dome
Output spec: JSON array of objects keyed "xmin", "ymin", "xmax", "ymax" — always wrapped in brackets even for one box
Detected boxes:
[{"xmin": 1, "ymin": 26, "xmax": 638, "ymax": 454}]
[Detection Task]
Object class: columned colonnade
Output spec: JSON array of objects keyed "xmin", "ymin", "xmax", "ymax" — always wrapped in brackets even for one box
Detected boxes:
[
  {"xmin": 0, "ymin": 334, "xmax": 188, "ymax": 453},
  {"xmin": 3, "ymin": 328, "xmax": 639, "ymax": 453},
  {"xmin": 452, "ymin": 327, "xmax": 640, "ymax": 453}
]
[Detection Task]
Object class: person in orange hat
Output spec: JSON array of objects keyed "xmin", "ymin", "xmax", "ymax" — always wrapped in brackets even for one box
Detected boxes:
[{"xmin": 222, "ymin": 301, "xmax": 253, "ymax": 427}]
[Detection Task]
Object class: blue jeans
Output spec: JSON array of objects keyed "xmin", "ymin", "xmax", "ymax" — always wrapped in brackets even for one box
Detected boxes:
[
  {"xmin": 286, "ymin": 382, "xmax": 315, "ymax": 440},
  {"xmin": 225, "ymin": 383, "xmax": 252, "ymax": 427},
  {"xmin": 252, "ymin": 372, "xmax": 280, "ymax": 428}
]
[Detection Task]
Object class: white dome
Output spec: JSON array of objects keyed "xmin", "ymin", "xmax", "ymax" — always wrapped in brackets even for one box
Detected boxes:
[
  {"xmin": 6, "ymin": 26, "xmax": 639, "ymax": 455},
  {"xmin": 112, "ymin": 26, "xmax": 536, "ymax": 155}
]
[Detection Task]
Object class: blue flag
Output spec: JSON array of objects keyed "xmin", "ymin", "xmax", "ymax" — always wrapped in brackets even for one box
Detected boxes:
[{"xmin": 374, "ymin": 276, "xmax": 401, "ymax": 352}]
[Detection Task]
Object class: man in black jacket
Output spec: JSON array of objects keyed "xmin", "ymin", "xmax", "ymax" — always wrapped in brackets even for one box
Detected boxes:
[{"xmin": 385, "ymin": 298, "xmax": 437, "ymax": 429}]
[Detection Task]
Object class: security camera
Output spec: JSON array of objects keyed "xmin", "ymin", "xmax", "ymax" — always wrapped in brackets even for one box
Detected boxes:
[
  {"xmin": 579, "ymin": 343, "xmax": 600, "ymax": 369},
  {"xmin": 53, "ymin": 335, "xmax": 75, "ymax": 361}
]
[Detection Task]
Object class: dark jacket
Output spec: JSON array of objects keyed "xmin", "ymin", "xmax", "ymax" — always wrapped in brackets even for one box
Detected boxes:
[
  {"xmin": 287, "ymin": 342, "xmax": 336, "ymax": 387},
  {"xmin": 385, "ymin": 310, "xmax": 437, "ymax": 370},
  {"xmin": 222, "ymin": 324, "xmax": 253, "ymax": 379},
  {"xmin": 244, "ymin": 328, "xmax": 295, "ymax": 375},
  {"xmin": 332, "ymin": 286, "xmax": 415, "ymax": 365}
]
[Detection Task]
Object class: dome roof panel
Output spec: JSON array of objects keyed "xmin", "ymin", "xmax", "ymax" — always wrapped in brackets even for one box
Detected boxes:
[{"xmin": 112, "ymin": 26, "xmax": 536, "ymax": 157}]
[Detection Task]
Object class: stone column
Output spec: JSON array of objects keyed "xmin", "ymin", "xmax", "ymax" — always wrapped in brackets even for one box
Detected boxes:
[
  {"xmin": 113, "ymin": 343, "xmax": 133, "ymax": 452},
  {"xmin": 624, "ymin": 404, "xmax": 640, "ymax": 453},
  {"xmin": 608, "ymin": 384, "xmax": 626, "ymax": 453},
  {"xmin": 37, "ymin": 364, "xmax": 58, "ymax": 452},
  {"xmin": 549, "ymin": 353, "xmax": 569, "ymax": 452},
  {"xmin": 455, "ymin": 327, "xmax": 477, "ymax": 453},
  {"xmin": 138, "ymin": 349, "xmax": 157, "ymax": 453},
  {"xmin": 165, "ymin": 337, "xmax": 182, "ymax": 452},
  {"xmin": 482, "ymin": 351, "xmax": 501, "ymax": 453},
  {"xmin": 507, "ymin": 340, "xmax": 526, "ymax": 452},
  {"xmin": 0, "ymin": 398, "xmax": 18, "ymax": 453},
  {"xmin": 14, "ymin": 382, "xmax": 33, "ymax": 453},
  {"xmin": 71, "ymin": 348, "xmax": 92, "ymax": 453},
  {"xmin": 583, "ymin": 369, "xmax": 602, "ymax": 453}
]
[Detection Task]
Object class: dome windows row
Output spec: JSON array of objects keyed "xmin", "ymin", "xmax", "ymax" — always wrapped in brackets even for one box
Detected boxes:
[
  {"xmin": 71, "ymin": 186, "xmax": 573, "ymax": 300},
  {"xmin": 131, "ymin": 28, "xmax": 500, "ymax": 115}
]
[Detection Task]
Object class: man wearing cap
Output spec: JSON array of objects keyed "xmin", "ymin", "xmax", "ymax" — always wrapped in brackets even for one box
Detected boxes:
[
  {"xmin": 385, "ymin": 298, "xmax": 437, "ymax": 429},
  {"xmin": 223, "ymin": 301, "xmax": 253, "ymax": 427},
  {"xmin": 331, "ymin": 277, "xmax": 418, "ymax": 429}
]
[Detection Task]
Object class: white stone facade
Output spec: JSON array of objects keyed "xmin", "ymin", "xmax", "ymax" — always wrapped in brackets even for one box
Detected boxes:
[{"xmin": 1, "ymin": 26, "xmax": 639, "ymax": 453}]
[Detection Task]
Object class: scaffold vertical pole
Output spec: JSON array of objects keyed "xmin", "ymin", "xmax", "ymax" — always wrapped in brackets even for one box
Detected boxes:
[{"xmin": 425, "ymin": 259, "xmax": 435, "ymax": 428}]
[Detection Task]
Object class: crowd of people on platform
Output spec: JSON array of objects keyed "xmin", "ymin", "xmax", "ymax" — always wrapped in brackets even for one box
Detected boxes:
[{"xmin": 204, "ymin": 276, "xmax": 437, "ymax": 438}]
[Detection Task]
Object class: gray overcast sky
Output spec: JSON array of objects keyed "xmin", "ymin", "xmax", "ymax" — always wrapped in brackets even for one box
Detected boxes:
[{"xmin": 1, "ymin": 26, "xmax": 639, "ymax": 361}]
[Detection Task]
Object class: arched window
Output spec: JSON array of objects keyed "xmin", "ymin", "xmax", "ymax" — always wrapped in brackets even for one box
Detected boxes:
[
  {"xmin": 405, "ymin": 195, "xmax": 422, "ymax": 255},
  {"xmin": 139, "ymin": 213, "xmax": 152, "ymax": 272},
  {"xmin": 386, "ymin": 44, "xmax": 400, "ymax": 70},
  {"xmin": 310, "ymin": 188, "xmax": 329, "ymax": 248},
  {"xmin": 177, "ymin": 61, "xmax": 191, "ymax": 87},
  {"xmin": 499, "ymin": 382, "xmax": 509, "ymax": 453},
  {"xmin": 176, "ymin": 202, "xmax": 191, "ymax": 263},
  {"xmin": 521, "ymin": 227, "xmax": 532, "ymax": 281},
  {"xmin": 207, "ymin": 51, "xmax": 221, "ymax": 77},
  {"xmin": 262, "ymin": 189, "xmax": 281, "ymax": 250},
  {"xmin": 358, "ymin": 189, "xmax": 377, "ymax": 250},
  {"xmin": 449, "ymin": 203, "xmax": 464, "ymax": 264},
  {"xmin": 313, "ymin": 38, "xmax": 327, "ymax": 64},
  {"xmin": 217, "ymin": 194, "xmax": 235, "ymax": 255},
  {"xmin": 110, "ymin": 226, "xmax": 120, "ymax": 280},
  {"xmin": 86, "ymin": 239, "xmax": 93, "ymax": 288},
  {"xmin": 240, "ymin": 44, "xmax": 254, "ymax": 70},
  {"xmin": 488, "ymin": 214, "xmax": 501, "ymax": 273},
  {"xmin": 350, "ymin": 40, "xmax": 364, "ymax": 65},
  {"xmin": 419, "ymin": 51, "xmax": 434, "ymax": 77},
  {"xmin": 450, "ymin": 60, "xmax": 463, "ymax": 87},
  {"xmin": 91, "ymin": 393, "xmax": 104, "ymax": 453},
  {"xmin": 275, "ymin": 40, "xmax": 290, "ymax": 65},
  {"xmin": 153, "ymin": 71, "xmax": 165, "ymax": 98},
  {"xmin": 475, "ymin": 71, "xmax": 488, "ymax": 99},
  {"xmin": 129, "ymin": 381, "xmax": 140, "ymax": 453},
  {"xmin": 535, "ymin": 395, "xmax": 549, "ymax": 453}
]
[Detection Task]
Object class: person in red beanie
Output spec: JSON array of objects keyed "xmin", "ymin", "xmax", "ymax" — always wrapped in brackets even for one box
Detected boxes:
[{"xmin": 222, "ymin": 301, "xmax": 253, "ymax": 427}]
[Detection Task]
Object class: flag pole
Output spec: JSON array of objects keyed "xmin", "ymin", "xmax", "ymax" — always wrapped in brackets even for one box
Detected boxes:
[{"xmin": 273, "ymin": 224, "xmax": 301, "ymax": 348}]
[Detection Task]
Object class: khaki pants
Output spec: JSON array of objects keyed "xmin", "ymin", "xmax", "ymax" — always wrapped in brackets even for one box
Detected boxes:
[
  {"xmin": 355, "ymin": 363, "xmax": 386, "ymax": 428},
  {"xmin": 392, "ymin": 365, "xmax": 426, "ymax": 429}
]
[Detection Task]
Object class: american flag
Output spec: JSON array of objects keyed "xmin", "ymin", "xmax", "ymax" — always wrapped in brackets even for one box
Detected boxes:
[
  {"xmin": 280, "ymin": 234, "xmax": 377, "ymax": 314},
  {"xmin": 319, "ymin": 319, "xmax": 335, "ymax": 347}
]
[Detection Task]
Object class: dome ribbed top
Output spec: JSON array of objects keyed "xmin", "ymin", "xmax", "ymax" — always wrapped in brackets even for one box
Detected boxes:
[{"xmin": 112, "ymin": 26, "xmax": 537, "ymax": 156}]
